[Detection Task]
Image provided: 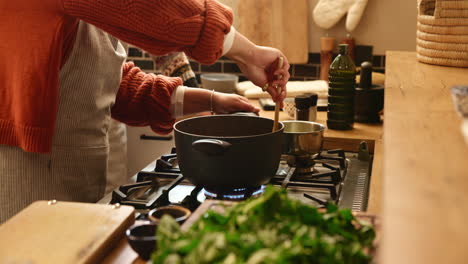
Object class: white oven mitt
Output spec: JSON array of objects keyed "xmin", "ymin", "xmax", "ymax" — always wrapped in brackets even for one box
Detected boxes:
[{"xmin": 313, "ymin": 0, "xmax": 368, "ymax": 32}]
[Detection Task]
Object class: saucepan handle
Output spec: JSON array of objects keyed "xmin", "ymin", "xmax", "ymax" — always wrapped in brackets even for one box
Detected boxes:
[{"xmin": 192, "ymin": 139, "xmax": 232, "ymax": 156}]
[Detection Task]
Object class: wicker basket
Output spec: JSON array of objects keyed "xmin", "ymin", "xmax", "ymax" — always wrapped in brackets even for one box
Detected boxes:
[{"xmin": 417, "ymin": 0, "xmax": 468, "ymax": 67}]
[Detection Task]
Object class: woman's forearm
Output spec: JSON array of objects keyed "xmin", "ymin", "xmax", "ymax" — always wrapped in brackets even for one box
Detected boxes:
[
  {"xmin": 182, "ymin": 88, "xmax": 212, "ymax": 115},
  {"xmin": 224, "ymin": 31, "xmax": 257, "ymax": 66},
  {"xmin": 182, "ymin": 87, "xmax": 260, "ymax": 115}
]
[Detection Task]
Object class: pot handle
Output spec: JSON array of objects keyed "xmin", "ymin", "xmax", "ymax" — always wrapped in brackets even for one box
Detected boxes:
[{"xmin": 192, "ymin": 139, "xmax": 232, "ymax": 156}]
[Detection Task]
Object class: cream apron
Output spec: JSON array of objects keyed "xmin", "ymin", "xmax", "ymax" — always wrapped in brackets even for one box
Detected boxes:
[{"xmin": 0, "ymin": 22, "xmax": 128, "ymax": 222}]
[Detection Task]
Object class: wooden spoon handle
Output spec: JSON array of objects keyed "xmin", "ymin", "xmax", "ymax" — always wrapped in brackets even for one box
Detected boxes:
[{"xmin": 272, "ymin": 56, "xmax": 284, "ymax": 132}]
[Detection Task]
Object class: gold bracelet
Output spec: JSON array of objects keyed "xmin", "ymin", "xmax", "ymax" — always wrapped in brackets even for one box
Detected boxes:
[{"xmin": 210, "ymin": 89, "xmax": 215, "ymax": 115}]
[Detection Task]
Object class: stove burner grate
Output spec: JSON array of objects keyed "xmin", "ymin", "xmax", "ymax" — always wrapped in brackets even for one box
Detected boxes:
[
  {"xmin": 271, "ymin": 149, "xmax": 348, "ymax": 206},
  {"xmin": 111, "ymin": 147, "xmax": 362, "ymax": 214}
]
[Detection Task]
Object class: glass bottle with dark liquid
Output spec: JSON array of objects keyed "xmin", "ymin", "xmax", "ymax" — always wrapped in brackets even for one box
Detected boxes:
[{"xmin": 327, "ymin": 43, "xmax": 356, "ymax": 130}]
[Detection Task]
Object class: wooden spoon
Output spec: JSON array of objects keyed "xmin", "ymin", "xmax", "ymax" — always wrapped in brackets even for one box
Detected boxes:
[{"xmin": 272, "ymin": 56, "xmax": 284, "ymax": 132}]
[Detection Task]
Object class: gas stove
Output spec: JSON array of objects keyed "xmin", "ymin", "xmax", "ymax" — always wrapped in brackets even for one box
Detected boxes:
[{"xmin": 109, "ymin": 142, "xmax": 372, "ymax": 219}]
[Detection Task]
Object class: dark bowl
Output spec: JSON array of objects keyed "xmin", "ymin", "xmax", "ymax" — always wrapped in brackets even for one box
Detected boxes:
[
  {"xmin": 148, "ymin": 205, "xmax": 191, "ymax": 224},
  {"xmin": 125, "ymin": 222, "xmax": 157, "ymax": 260}
]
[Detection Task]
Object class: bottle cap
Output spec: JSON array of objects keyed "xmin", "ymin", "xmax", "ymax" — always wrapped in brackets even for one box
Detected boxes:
[
  {"xmin": 338, "ymin": 44, "xmax": 348, "ymax": 55},
  {"xmin": 294, "ymin": 95, "xmax": 311, "ymax": 109},
  {"xmin": 304, "ymin": 93, "xmax": 318, "ymax": 106}
]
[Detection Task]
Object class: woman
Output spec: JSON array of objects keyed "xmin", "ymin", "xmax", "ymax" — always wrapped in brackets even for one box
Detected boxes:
[{"xmin": 0, "ymin": 0, "xmax": 290, "ymax": 222}]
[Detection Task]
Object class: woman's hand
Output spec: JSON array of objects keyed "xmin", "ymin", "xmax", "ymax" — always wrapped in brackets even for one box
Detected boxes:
[
  {"xmin": 212, "ymin": 92, "xmax": 260, "ymax": 114},
  {"xmin": 225, "ymin": 32, "xmax": 290, "ymax": 105},
  {"xmin": 236, "ymin": 46, "xmax": 290, "ymax": 104}
]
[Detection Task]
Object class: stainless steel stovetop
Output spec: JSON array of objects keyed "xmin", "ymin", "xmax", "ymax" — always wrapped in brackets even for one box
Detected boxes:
[
  {"xmin": 276, "ymin": 150, "xmax": 372, "ymax": 211},
  {"xmin": 103, "ymin": 142, "xmax": 372, "ymax": 217}
]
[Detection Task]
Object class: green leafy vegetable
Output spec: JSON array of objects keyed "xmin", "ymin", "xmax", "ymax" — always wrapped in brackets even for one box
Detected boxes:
[{"xmin": 152, "ymin": 186, "xmax": 375, "ymax": 264}]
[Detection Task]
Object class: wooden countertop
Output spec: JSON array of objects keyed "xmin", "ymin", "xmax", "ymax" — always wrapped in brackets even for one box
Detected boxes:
[{"xmin": 380, "ymin": 51, "xmax": 468, "ymax": 264}]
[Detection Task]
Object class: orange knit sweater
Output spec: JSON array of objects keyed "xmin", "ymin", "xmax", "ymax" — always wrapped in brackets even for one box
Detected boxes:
[
  {"xmin": 112, "ymin": 62, "xmax": 182, "ymax": 135},
  {"xmin": 0, "ymin": 0, "xmax": 232, "ymax": 153}
]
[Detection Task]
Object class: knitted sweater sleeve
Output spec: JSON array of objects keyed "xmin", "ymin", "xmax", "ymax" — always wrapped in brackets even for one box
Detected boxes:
[
  {"xmin": 62, "ymin": 0, "xmax": 233, "ymax": 64},
  {"xmin": 111, "ymin": 62, "xmax": 182, "ymax": 134}
]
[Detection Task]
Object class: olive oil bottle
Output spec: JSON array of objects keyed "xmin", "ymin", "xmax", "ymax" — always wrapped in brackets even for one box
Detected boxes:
[{"xmin": 327, "ymin": 44, "xmax": 356, "ymax": 130}]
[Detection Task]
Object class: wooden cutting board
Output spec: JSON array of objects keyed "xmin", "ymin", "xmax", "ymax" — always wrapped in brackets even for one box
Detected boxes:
[
  {"xmin": 232, "ymin": 0, "xmax": 309, "ymax": 64},
  {"xmin": 0, "ymin": 201, "xmax": 134, "ymax": 264}
]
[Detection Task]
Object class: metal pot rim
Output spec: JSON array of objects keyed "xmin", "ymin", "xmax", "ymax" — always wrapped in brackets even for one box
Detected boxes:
[
  {"xmin": 174, "ymin": 114, "xmax": 284, "ymax": 139},
  {"xmin": 281, "ymin": 120, "xmax": 326, "ymax": 134}
]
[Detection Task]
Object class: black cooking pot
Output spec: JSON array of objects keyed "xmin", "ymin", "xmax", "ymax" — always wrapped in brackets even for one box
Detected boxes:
[{"xmin": 174, "ymin": 115, "xmax": 284, "ymax": 191}]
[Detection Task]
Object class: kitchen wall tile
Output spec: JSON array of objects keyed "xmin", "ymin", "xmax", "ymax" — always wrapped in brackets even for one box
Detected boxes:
[
  {"xmin": 372, "ymin": 55, "xmax": 382, "ymax": 68},
  {"xmin": 238, "ymin": 76, "xmax": 248, "ymax": 82},
  {"xmin": 294, "ymin": 64, "xmax": 318, "ymax": 78},
  {"xmin": 373, "ymin": 67, "xmax": 386, "ymax": 74},
  {"xmin": 308, "ymin": 53, "xmax": 321, "ymax": 64},
  {"xmin": 288, "ymin": 67, "xmax": 294, "ymax": 76},
  {"xmin": 201, "ymin": 62, "xmax": 222, "ymax": 72},
  {"xmin": 190, "ymin": 61, "xmax": 200, "ymax": 73},
  {"xmin": 128, "ymin": 47, "xmax": 143, "ymax": 57},
  {"xmin": 354, "ymin": 45, "xmax": 374, "ymax": 66},
  {"xmin": 290, "ymin": 77, "xmax": 307, "ymax": 81},
  {"xmin": 223, "ymin": 62, "xmax": 241, "ymax": 73},
  {"xmin": 133, "ymin": 59, "xmax": 154, "ymax": 71}
]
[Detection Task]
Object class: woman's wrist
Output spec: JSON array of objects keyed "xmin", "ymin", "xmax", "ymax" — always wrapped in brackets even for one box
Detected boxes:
[
  {"xmin": 224, "ymin": 31, "xmax": 257, "ymax": 66},
  {"xmin": 182, "ymin": 87, "xmax": 213, "ymax": 115}
]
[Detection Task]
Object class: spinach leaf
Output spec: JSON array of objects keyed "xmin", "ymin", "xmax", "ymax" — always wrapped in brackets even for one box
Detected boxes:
[{"xmin": 152, "ymin": 186, "xmax": 376, "ymax": 264}]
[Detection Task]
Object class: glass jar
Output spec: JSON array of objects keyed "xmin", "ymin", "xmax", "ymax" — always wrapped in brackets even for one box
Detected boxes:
[{"xmin": 294, "ymin": 93, "xmax": 318, "ymax": 122}]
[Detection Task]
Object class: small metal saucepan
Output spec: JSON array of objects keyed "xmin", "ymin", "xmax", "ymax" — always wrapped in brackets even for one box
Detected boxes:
[{"xmin": 281, "ymin": 121, "xmax": 326, "ymax": 162}]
